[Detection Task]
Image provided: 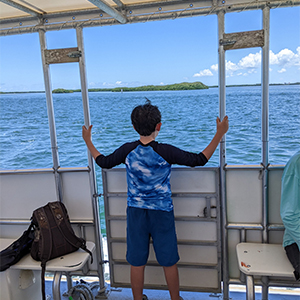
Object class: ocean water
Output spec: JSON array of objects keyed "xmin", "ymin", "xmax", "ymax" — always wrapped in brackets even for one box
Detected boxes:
[
  {"xmin": 0, "ymin": 85, "xmax": 299, "ymax": 233},
  {"xmin": 1, "ymin": 85, "xmax": 299, "ymax": 170}
]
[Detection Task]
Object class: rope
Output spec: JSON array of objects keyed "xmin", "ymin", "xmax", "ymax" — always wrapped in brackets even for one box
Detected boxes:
[{"xmin": 68, "ymin": 280, "xmax": 100, "ymax": 300}]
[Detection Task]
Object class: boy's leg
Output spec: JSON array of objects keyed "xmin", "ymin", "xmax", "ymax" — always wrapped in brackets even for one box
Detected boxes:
[
  {"xmin": 131, "ymin": 265, "xmax": 146, "ymax": 300},
  {"xmin": 163, "ymin": 264, "xmax": 180, "ymax": 300}
]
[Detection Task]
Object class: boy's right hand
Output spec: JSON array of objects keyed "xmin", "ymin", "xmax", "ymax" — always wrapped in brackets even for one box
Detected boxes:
[
  {"xmin": 82, "ymin": 125, "xmax": 93, "ymax": 143},
  {"xmin": 216, "ymin": 116, "xmax": 229, "ymax": 136}
]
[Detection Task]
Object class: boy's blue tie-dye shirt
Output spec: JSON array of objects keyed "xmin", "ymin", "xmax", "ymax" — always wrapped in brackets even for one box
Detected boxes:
[
  {"xmin": 96, "ymin": 140, "xmax": 207, "ymax": 212},
  {"xmin": 126, "ymin": 144, "xmax": 172, "ymax": 211}
]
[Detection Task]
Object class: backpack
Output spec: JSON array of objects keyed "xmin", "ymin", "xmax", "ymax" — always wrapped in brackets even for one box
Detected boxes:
[
  {"xmin": 0, "ymin": 224, "xmax": 35, "ymax": 272},
  {"xmin": 30, "ymin": 201, "xmax": 93, "ymax": 300}
]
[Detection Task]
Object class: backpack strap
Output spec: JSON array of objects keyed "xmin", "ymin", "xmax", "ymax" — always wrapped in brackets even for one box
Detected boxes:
[
  {"xmin": 33, "ymin": 208, "xmax": 52, "ymax": 300},
  {"xmin": 48, "ymin": 202, "xmax": 93, "ymax": 263}
]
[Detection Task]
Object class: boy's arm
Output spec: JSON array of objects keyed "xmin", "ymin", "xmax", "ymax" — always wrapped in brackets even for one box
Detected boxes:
[
  {"xmin": 202, "ymin": 116, "xmax": 229, "ymax": 161},
  {"xmin": 82, "ymin": 125, "xmax": 101, "ymax": 159}
]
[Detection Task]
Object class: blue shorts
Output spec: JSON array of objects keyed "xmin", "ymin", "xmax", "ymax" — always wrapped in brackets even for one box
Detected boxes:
[{"xmin": 126, "ymin": 206, "xmax": 179, "ymax": 267}]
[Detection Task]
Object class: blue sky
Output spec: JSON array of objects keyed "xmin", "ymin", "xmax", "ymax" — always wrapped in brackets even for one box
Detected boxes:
[{"xmin": 0, "ymin": 6, "xmax": 299, "ymax": 92}]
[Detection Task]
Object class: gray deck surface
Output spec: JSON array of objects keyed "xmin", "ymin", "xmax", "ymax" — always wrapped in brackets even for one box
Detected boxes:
[{"xmin": 46, "ymin": 280, "xmax": 300, "ymax": 300}]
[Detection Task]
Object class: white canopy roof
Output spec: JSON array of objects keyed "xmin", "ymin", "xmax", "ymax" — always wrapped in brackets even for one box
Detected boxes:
[{"xmin": 0, "ymin": 0, "xmax": 299, "ymax": 35}]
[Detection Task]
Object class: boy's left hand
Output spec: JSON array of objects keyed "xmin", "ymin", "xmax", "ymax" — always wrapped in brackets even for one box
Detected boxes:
[{"xmin": 216, "ymin": 116, "xmax": 229, "ymax": 136}]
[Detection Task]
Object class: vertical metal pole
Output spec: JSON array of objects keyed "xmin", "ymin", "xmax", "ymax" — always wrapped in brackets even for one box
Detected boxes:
[
  {"xmin": 218, "ymin": 10, "xmax": 229, "ymax": 300},
  {"xmin": 246, "ymin": 275, "xmax": 255, "ymax": 300},
  {"xmin": 261, "ymin": 6, "xmax": 270, "ymax": 300},
  {"xmin": 38, "ymin": 29, "xmax": 63, "ymax": 202},
  {"xmin": 76, "ymin": 26, "xmax": 107, "ymax": 295},
  {"xmin": 262, "ymin": 4, "xmax": 270, "ymax": 244}
]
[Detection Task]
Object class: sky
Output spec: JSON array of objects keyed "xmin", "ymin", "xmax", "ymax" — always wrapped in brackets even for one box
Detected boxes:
[{"xmin": 0, "ymin": 6, "xmax": 299, "ymax": 92}]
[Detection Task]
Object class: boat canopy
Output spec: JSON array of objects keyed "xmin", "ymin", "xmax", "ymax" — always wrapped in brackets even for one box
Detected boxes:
[{"xmin": 1, "ymin": 0, "xmax": 300, "ymax": 35}]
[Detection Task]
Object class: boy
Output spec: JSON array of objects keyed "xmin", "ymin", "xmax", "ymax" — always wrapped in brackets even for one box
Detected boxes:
[{"xmin": 82, "ymin": 100, "xmax": 229, "ymax": 300}]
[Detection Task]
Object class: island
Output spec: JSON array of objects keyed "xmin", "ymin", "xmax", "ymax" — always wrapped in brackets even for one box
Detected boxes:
[{"xmin": 52, "ymin": 82, "xmax": 209, "ymax": 93}]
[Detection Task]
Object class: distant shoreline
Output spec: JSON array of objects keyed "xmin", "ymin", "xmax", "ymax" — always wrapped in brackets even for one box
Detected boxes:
[{"xmin": 0, "ymin": 82, "xmax": 299, "ymax": 94}]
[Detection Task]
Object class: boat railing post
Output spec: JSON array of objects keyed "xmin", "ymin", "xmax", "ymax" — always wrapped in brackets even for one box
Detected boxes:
[
  {"xmin": 38, "ymin": 29, "xmax": 63, "ymax": 202},
  {"xmin": 261, "ymin": 5, "xmax": 270, "ymax": 300},
  {"xmin": 76, "ymin": 26, "xmax": 107, "ymax": 297},
  {"xmin": 218, "ymin": 9, "xmax": 229, "ymax": 300}
]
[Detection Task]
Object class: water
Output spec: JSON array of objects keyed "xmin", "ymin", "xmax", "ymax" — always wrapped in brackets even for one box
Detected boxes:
[{"xmin": 1, "ymin": 85, "xmax": 299, "ymax": 233}]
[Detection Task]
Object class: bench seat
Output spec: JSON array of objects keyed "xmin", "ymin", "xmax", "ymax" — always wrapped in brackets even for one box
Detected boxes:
[
  {"xmin": 236, "ymin": 242, "xmax": 297, "ymax": 300},
  {"xmin": 1, "ymin": 238, "xmax": 95, "ymax": 300}
]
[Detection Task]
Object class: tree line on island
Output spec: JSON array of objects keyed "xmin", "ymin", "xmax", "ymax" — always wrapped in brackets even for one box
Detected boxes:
[
  {"xmin": 52, "ymin": 82, "xmax": 209, "ymax": 93},
  {"xmin": 1, "ymin": 82, "xmax": 299, "ymax": 94}
]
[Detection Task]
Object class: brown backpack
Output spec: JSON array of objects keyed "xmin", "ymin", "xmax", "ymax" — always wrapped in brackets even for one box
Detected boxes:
[{"xmin": 31, "ymin": 201, "xmax": 93, "ymax": 300}]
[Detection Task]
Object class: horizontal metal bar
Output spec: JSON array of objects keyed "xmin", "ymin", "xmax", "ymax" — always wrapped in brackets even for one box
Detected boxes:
[
  {"xmin": 108, "ymin": 237, "xmax": 218, "ymax": 247},
  {"xmin": 88, "ymin": 0, "xmax": 127, "ymax": 23},
  {"xmin": 57, "ymin": 167, "xmax": 90, "ymax": 173},
  {"xmin": 0, "ymin": 219, "xmax": 30, "ymax": 225},
  {"xmin": 229, "ymin": 278, "xmax": 300, "ymax": 288},
  {"xmin": 226, "ymin": 223, "xmax": 264, "ymax": 230},
  {"xmin": 0, "ymin": 167, "xmax": 90, "ymax": 175},
  {"xmin": 0, "ymin": 219, "xmax": 94, "ymax": 225},
  {"xmin": 106, "ymin": 215, "xmax": 217, "ymax": 222},
  {"xmin": 172, "ymin": 193, "xmax": 217, "ymax": 198},
  {"xmin": 225, "ymin": 165, "xmax": 263, "ymax": 170},
  {"xmin": 2, "ymin": 1, "xmax": 299, "ymax": 36},
  {"xmin": 105, "ymin": 192, "xmax": 217, "ymax": 197},
  {"xmin": 175, "ymin": 216, "xmax": 217, "ymax": 222},
  {"xmin": 268, "ymin": 224, "xmax": 284, "ymax": 231}
]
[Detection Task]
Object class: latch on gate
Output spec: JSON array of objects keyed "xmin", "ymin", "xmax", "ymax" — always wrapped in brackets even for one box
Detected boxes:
[
  {"xmin": 219, "ymin": 39, "xmax": 236, "ymax": 46},
  {"xmin": 67, "ymin": 50, "xmax": 82, "ymax": 58}
]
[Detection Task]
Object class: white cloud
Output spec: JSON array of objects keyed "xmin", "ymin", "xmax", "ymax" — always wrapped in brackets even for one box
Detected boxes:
[
  {"xmin": 193, "ymin": 47, "xmax": 299, "ymax": 79},
  {"xmin": 211, "ymin": 64, "xmax": 218, "ymax": 72},
  {"xmin": 226, "ymin": 60, "xmax": 239, "ymax": 72},
  {"xmin": 278, "ymin": 68, "xmax": 286, "ymax": 73},
  {"xmin": 276, "ymin": 48, "xmax": 300, "ymax": 67},
  {"xmin": 238, "ymin": 52, "xmax": 261, "ymax": 68},
  {"xmin": 270, "ymin": 50, "xmax": 279, "ymax": 65},
  {"xmin": 193, "ymin": 69, "xmax": 213, "ymax": 77},
  {"xmin": 116, "ymin": 81, "xmax": 122, "ymax": 85}
]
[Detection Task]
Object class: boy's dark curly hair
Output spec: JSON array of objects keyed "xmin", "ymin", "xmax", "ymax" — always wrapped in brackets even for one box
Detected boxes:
[{"xmin": 131, "ymin": 99, "xmax": 161, "ymax": 136}]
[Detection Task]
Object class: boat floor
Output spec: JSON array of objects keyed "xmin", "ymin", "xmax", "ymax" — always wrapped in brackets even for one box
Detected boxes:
[{"xmin": 45, "ymin": 280, "xmax": 300, "ymax": 300}]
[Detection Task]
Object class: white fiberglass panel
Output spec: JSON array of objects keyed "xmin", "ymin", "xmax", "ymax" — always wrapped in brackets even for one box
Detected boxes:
[
  {"xmin": 0, "ymin": 171, "xmax": 56, "ymax": 220},
  {"xmin": 108, "ymin": 196, "xmax": 127, "ymax": 216},
  {"xmin": 268, "ymin": 167, "xmax": 284, "ymax": 224},
  {"xmin": 176, "ymin": 221, "xmax": 217, "ymax": 242},
  {"xmin": 105, "ymin": 169, "xmax": 127, "ymax": 193},
  {"xmin": 113, "ymin": 264, "xmax": 219, "ymax": 289},
  {"xmin": 226, "ymin": 168, "xmax": 262, "ymax": 223},
  {"xmin": 173, "ymin": 197, "xmax": 217, "ymax": 218},
  {"xmin": 60, "ymin": 170, "xmax": 93, "ymax": 221},
  {"xmin": 171, "ymin": 168, "xmax": 217, "ymax": 193}
]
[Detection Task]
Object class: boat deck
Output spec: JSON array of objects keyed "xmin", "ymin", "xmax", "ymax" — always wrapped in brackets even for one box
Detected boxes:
[{"xmin": 46, "ymin": 280, "xmax": 300, "ymax": 300}]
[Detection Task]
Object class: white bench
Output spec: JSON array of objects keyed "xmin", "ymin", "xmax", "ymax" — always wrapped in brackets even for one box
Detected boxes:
[
  {"xmin": 0, "ymin": 238, "xmax": 95, "ymax": 300},
  {"xmin": 236, "ymin": 242, "xmax": 297, "ymax": 300}
]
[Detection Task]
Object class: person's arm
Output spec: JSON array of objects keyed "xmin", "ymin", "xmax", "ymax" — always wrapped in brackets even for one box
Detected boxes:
[
  {"xmin": 202, "ymin": 116, "xmax": 229, "ymax": 161},
  {"xmin": 82, "ymin": 125, "xmax": 101, "ymax": 160}
]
